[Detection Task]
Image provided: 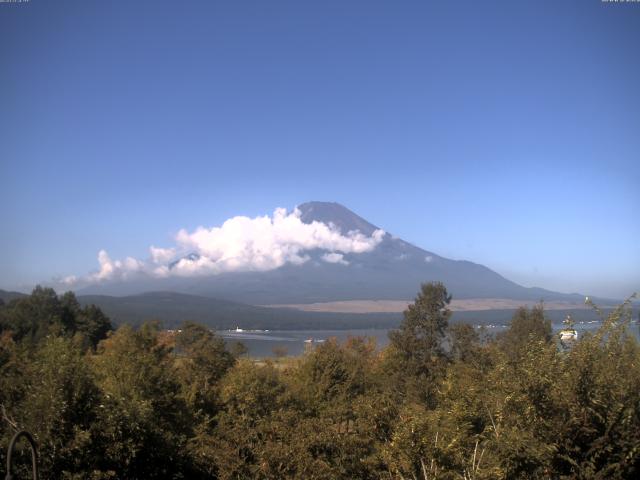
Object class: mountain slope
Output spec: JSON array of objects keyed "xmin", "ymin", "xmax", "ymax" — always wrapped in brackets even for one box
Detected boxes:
[
  {"xmin": 0, "ymin": 289, "xmax": 27, "ymax": 303},
  {"xmin": 78, "ymin": 201, "xmax": 586, "ymax": 304},
  {"xmin": 298, "ymin": 201, "xmax": 379, "ymax": 236}
]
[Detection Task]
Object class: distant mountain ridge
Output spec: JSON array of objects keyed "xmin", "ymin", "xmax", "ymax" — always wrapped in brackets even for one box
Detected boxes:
[
  {"xmin": 75, "ymin": 291, "xmax": 616, "ymax": 331},
  {"xmin": 2, "ymin": 289, "xmax": 612, "ymax": 332},
  {"xmin": 0, "ymin": 289, "xmax": 27, "ymax": 303},
  {"xmin": 77, "ymin": 291, "xmax": 401, "ymax": 330},
  {"xmin": 77, "ymin": 201, "xmax": 588, "ymax": 304}
]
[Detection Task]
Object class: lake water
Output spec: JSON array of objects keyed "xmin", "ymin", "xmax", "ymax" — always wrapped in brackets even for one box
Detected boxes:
[
  {"xmin": 220, "ymin": 320, "xmax": 640, "ymax": 358},
  {"xmin": 220, "ymin": 328, "xmax": 391, "ymax": 357}
]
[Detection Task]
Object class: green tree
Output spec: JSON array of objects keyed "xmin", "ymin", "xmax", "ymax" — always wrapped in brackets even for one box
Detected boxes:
[
  {"xmin": 0, "ymin": 286, "xmax": 63, "ymax": 343},
  {"xmin": 548, "ymin": 298, "xmax": 640, "ymax": 479},
  {"xmin": 0, "ymin": 287, "xmax": 111, "ymax": 348},
  {"xmin": 91, "ymin": 322, "xmax": 193, "ymax": 479},
  {"xmin": 386, "ymin": 282, "xmax": 452, "ymax": 405},
  {"xmin": 174, "ymin": 321, "xmax": 235, "ymax": 417},
  {"xmin": 76, "ymin": 304, "xmax": 113, "ymax": 349},
  {"xmin": 294, "ymin": 338, "xmax": 375, "ymax": 411},
  {"xmin": 0, "ymin": 331, "xmax": 26, "ymax": 476},
  {"xmin": 498, "ymin": 304, "xmax": 552, "ymax": 362},
  {"xmin": 16, "ymin": 336, "xmax": 102, "ymax": 479},
  {"xmin": 449, "ymin": 322, "xmax": 481, "ymax": 364},
  {"xmin": 205, "ymin": 359, "xmax": 286, "ymax": 479}
]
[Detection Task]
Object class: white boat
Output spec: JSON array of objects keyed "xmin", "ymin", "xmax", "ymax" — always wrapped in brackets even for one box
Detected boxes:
[
  {"xmin": 559, "ymin": 329, "xmax": 578, "ymax": 342},
  {"xmin": 559, "ymin": 314, "xmax": 578, "ymax": 348}
]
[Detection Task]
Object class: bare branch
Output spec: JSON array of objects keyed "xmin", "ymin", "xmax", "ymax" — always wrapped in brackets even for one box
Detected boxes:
[{"xmin": 1, "ymin": 404, "xmax": 19, "ymax": 432}]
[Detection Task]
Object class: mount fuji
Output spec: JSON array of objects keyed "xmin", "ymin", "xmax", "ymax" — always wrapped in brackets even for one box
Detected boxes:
[{"xmin": 78, "ymin": 201, "xmax": 584, "ymax": 306}]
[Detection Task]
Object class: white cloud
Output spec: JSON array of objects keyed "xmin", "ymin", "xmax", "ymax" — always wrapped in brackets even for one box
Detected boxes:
[
  {"xmin": 88, "ymin": 249, "xmax": 145, "ymax": 282},
  {"xmin": 150, "ymin": 246, "xmax": 176, "ymax": 264},
  {"xmin": 169, "ymin": 207, "xmax": 383, "ymax": 276},
  {"xmin": 425, "ymin": 255, "xmax": 433, "ymax": 263},
  {"xmin": 75, "ymin": 207, "xmax": 385, "ymax": 284},
  {"xmin": 152, "ymin": 265, "xmax": 171, "ymax": 278},
  {"xmin": 62, "ymin": 275, "xmax": 77, "ymax": 285},
  {"xmin": 321, "ymin": 253, "xmax": 349, "ymax": 265}
]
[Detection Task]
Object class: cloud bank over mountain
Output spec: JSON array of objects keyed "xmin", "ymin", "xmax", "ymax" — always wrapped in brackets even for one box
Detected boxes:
[
  {"xmin": 63, "ymin": 207, "xmax": 385, "ymax": 286},
  {"xmin": 60, "ymin": 202, "xmax": 597, "ymax": 304}
]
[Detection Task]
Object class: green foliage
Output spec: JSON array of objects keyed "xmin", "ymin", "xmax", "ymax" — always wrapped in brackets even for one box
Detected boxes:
[
  {"xmin": 90, "ymin": 323, "xmax": 193, "ymax": 479},
  {"xmin": 1, "ymin": 286, "xmax": 639, "ymax": 479},
  {"xmin": 497, "ymin": 304, "xmax": 552, "ymax": 361},
  {"xmin": 0, "ymin": 286, "xmax": 112, "ymax": 348},
  {"xmin": 174, "ymin": 321, "xmax": 236, "ymax": 416},
  {"xmin": 0, "ymin": 286, "xmax": 64, "ymax": 343},
  {"xmin": 21, "ymin": 336, "xmax": 101, "ymax": 477},
  {"xmin": 449, "ymin": 322, "xmax": 482, "ymax": 364},
  {"xmin": 294, "ymin": 337, "xmax": 376, "ymax": 412},
  {"xmin": 386, "ymin": 282, "xmax": 452, "ymax": 405},
  {"xmin": 549, "ymin": 296, "xmax": 640, "ymax": 479}
]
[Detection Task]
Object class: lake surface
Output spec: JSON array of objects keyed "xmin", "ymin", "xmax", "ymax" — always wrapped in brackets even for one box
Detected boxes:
[
  {"xmin": 220, "ymin": 328, "xmax": 391, "ymax": 357},
  {"xmin": 220, "ymin": 320, "xmax": 640, "ymax": 358}
]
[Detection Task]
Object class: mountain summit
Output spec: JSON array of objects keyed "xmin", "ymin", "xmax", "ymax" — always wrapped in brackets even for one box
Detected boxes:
[
  {"xmin": 78, "ymin": 202, "xmax": 582, "ymax": 304},
  {"xmin": 297, "ymin": 201, "xmax": 380, "ymax": 236}
]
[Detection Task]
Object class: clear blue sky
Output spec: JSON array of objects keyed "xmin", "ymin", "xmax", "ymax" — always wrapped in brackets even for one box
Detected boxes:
[{"xmin": 1, "ymin": 0, "xmax": 638, "ymax": 298}]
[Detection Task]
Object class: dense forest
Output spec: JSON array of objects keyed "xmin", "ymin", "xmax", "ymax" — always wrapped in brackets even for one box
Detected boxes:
[{"xmin": 0, "ymin": 284, "xmax": 638, "ymax": 479}]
